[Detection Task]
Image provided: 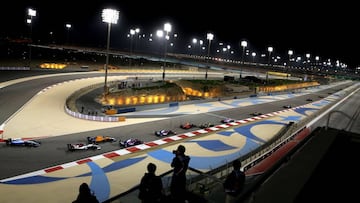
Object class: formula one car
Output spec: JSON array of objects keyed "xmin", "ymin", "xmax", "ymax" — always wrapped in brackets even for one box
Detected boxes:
[
  {"xmin": 87, "ymin": 135, "xmax": 116, "ymax": 144},
  {"xmin": 5, "ymin": 138, "xmax": 41, "ymax": 147},
  {"xmin": 283, "ymin": 105, "xmax": 292, "ymax": 109},
  {"xmin": 67, "ymin": 143, "xmax": 101, "ymax": 151},
  {"xmin": 250, "ymin": 112, "xmax": 263, "ymax": 116},
  {"xmin": 154, "ymin": 129, "xmax": 177, "ymax": 137},
  {"xmin": 198, "ymin": 123, "xmax": 215, "ymax": 129},
  {"xmin": 180, "ymin": 122, "xmax": 196, "ymax": 129},
  {"xmin": 221, "ymin": 118, "xmax": 235, "ymax": 124},
  {"xmin": 119, "ymin": 138, "xmax": 144, "ymax": 148}
]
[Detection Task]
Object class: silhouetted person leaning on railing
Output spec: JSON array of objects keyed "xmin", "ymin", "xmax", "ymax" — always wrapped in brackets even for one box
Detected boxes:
[
  {"xmin": 223, "ymin": 160, "xmax": 245, "ymax": 203},
  {"xmin": 72, "ymin": 182, "xmax": 99, "ymax": 203}
]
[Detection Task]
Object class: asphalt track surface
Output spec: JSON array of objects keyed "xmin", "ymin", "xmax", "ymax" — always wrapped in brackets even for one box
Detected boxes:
[{"xmin": 0, "ymin": 70, "xmax": 358, "ymax": 202}]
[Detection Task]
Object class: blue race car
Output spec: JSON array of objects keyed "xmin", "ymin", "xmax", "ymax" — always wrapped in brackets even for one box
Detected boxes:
[
  {"xmin": 154, "ymin": 129, "xmax": 177, "ymax": 137},
  {"xmin": 119, "ymin": 138, "xmax": 144, "ymax": 148},
  {"xmin": 6, "ymin": 138, "xmax": 41, "ymax": 147}
]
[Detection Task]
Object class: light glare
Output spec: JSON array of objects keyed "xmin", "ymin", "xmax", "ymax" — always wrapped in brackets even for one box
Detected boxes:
[{"xmin": 102, "ymin": 9, "xmax": 119, "ymax": 24}]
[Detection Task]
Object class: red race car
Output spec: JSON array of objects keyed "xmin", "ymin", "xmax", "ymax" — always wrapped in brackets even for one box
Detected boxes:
[{"xmin": 180, "ymin": 122, "xmax": 196, "ymax": 129}]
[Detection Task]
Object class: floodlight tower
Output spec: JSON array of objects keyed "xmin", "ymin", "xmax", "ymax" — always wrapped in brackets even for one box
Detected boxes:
[
  {"xmin": 268, "ymin": 46, "xmax": 273, "ymax": 66},
  {"xmin": 27, "ymin": 8, "xmax": 36, "ymax": 68},
  {"xmin": 205, "ymin": 32, "xmax": 214, "ymax": 79},
  {"xmin": 102, "ymin": 8, "xmax": 119, "ymax": 95},
  {"xmin": 162, "ymin": 22, "xmax": 172, "ymax": 81},
  {"xmin": 65, "ymin": 23, "xmax": 72, "ymax": 44},
  {"xmin": 240, "ymin": 40, "xmax": 247, "ymax": 79}
]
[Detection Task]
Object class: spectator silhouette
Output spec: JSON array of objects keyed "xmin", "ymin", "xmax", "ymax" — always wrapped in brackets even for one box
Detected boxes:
[
  {"xmin": 223, "ymin": 160, "xmax": 245, "ymax": 203},
  {"xmin": 138, "ymin": 162, "xmax": 164, "ymax": 203},
  {"xmin": 170, "ymin": 145, "xmax": 191, "ymax": 203},
  {"xmin": 72, "ymin": 182, "xmax": 99, "ymax": 203}
]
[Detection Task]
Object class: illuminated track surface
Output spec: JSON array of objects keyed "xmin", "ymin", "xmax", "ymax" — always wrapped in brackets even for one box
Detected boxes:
[{"xmin": 0, "ymin": 72, "xmax": 356, "ymax": 202}]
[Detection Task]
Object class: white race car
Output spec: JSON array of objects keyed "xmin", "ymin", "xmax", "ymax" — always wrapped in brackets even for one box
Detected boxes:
[{"xmin": 67, "ymin": 143, "xmax": 101, "ymax": 151}]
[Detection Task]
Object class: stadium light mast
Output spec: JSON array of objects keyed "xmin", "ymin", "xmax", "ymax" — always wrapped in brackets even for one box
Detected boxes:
[
  {"xmin": 287, "ymin": 50, "xmax": 293, "ymax": 77},
  {"xmin": 288, "ymin": 50, "xmax": 293, "ymax": 64},
  {"xmin": 27, "ymin": 8, "xmax": 36, "ymax": 68},
  {"xmin": 65, "ymin": 23, "xmax": 72, "ymax": 44},
  {"xmin": 268, "ymin": 46, "xmax": 273, "ymax": 66},
  {"xmin": 251, "ymin": 52, "xmax": 256, "ymax": 63},
  {"xmin": 102, "ymin": 8, "xmax": 119, "ymax": 95},
  {"xmin": 162, "ymin": 22, "xmax": 172, "ymax": 81},
  {"xmin": 206, "ymin": 32, "xmax": 214, "ymax": 79},
  {"xmin": 240, "ymin": 40, "xmax": 248, "ymax": 79}
]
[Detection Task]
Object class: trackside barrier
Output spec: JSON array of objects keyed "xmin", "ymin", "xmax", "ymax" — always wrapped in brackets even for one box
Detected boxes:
[
  {"xmin": 117, "ymin": 107, "xmax": 136, "ymax": 114},
  {"xmin": 0, "ymin": 66, "xmax": 30, "ymax": 70},
  {"xmin": 64, "ymin": 106, "xmax": 121, "ymax": 122},
  {"xmin": 169, "ymin": 102, "xmax": 179, "ymax": 107},
  {"xmin": 105, "ymin": 108, "xmax": 136, "ymax": 115}
]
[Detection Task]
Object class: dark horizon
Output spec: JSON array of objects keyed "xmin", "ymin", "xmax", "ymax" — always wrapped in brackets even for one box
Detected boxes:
[{"xmin": 1, "ymin": 1, "xmax": 359, "ymax": 68}]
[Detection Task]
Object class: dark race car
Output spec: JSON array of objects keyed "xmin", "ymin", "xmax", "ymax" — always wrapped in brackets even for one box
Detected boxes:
[
  {"xmin": 119, "ymin": 138, "xmax": 144, "ymax": 148},
  {"xmin": 180, "ymin": 122, "xmax": 196, "ymax": 129},
  {"xmin": 250, "ymin": 112, "xmax": 263, "ymax": 116},
  {"xmin": 87, "ymin": 135, "xmax": 116, "ymax": 144},
  {"xmin": 198, "ymin": 123, "xmax": 215, "ymax": 129},
  {"xmin": 154, "ymin": 129, "xmax": 177, "ymax": 137},
  {"xmin": 283, "ymin": 105, "xmax": 292, "ymax": 109},
  {"xmin": 67, "ymin": 143, "xmax": 101, "ymax": 151},
  {"xmin": 6, "ymin": 138, "xmax": 41, "ymax": 147}
]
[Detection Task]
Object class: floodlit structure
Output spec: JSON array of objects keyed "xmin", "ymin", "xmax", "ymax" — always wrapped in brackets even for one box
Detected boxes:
[
  {"xmin": 240, "ymin": 40, "xmax": 248, "ymax": 79},
  {"xmin": 288, "ymin": 50, "xmax": 293, "ymax": 67},
  {"xmin": 252, "ymin": 52, "xmax": 256, "ymax": 63},
  {"xmin": 65, "ymin": 23, "xmax": 72, "ymax": 44},
  {"xmin": 102, "ymin": 8, "xmax": 119, "ymax": 95},
  {"xmin": 268, "ymin": 46, "xmax": 273, "ymax": 66},
  {"xmin": 162, "ymin": 22, "xmax": 172, "ymax": 81},
  {"xmin": 27, "ymin": 8, "xmax": 37, "ymax": 68},
  {"xmin": 206, "ymin": 32, "xmax": 214, "ymax": 79},
  {"xmin": 129, "ymin": 28, "xmax": 138, "ymax": 67}
]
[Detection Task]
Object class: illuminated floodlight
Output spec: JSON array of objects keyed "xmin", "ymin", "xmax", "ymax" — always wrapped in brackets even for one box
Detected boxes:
[
  {"xmin": 156, "ymin": 30, "xmax": 164, "ymax": 38},
  {"xmin": 241, "ymin": 40, "xmax": 247, "ymax": 48},
  {"xmin": 207, "ymin": 33, "xmax": 214, "ymax": 41},
  {"xmin": 130, "ymin": 29, "xmax": 135, "ymax": 35},
  {"xmin": 164, "ymin": 23, "xmax": 172, "ymax": 33},
  {"xmin": 102, "ymin": 8, "xmax": 119, "ymax": 24},
  {"xmin": 28, "ymin": 8, "xmax": 36, "ymax": 17}
]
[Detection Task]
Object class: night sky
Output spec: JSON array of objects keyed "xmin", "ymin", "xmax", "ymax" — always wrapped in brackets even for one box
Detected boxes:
[{"xmin": 1, "ymin": 1, "xmax": 359, "ymax": 68}]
